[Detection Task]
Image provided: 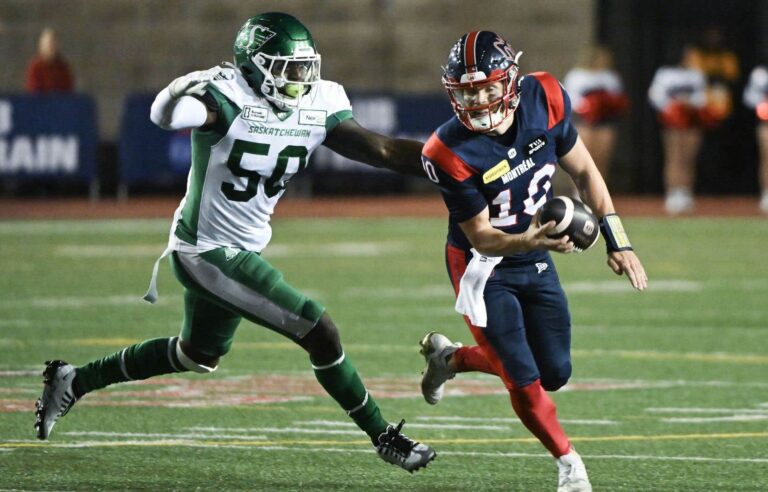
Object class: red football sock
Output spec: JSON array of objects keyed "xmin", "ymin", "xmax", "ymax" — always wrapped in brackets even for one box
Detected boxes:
[
  {"xmin": 508, "ymin": 379, "xmax": 571, "ymax": 457},
  {"xmin": 452, "ymin": 345, "xmax": 498, "ymax": 375}
]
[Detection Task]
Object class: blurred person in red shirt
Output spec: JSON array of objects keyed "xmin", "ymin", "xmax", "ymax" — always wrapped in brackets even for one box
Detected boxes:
[{"xmin": 25, "ymin": 28, "xmax": 74, "ymax": 94}]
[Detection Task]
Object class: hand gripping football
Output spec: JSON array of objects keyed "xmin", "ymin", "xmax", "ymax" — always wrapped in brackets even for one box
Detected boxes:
[{"xmin": 538, "ymin": 196, "xmax": 600, "ymax": 252}]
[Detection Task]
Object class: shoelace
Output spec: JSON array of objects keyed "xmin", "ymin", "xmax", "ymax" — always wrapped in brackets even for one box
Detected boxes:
[
  {"xmin": 559, "ymin": 461, "xmax": 584, "ymax": 485},
  {"xmin": 382, "ymin": 420, "xmax": 417, "ymax": 456},
  {"xmin": 558, "ymin": 465, "xmax": 573, "ymax": 486}
]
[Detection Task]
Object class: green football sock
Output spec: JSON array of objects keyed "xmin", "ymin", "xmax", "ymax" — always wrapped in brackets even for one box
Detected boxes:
[
  {"xmin": 73, "ymin": 337, "xmax": 184, "ymax": 397},
  {"xmin": 312, "ymin": 353, "xmax": 389, "ymax": 443}
]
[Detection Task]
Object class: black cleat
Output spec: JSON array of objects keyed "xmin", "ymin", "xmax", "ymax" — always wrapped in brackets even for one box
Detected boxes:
[{"xmin": 375, "ymin": 419, "xmax": 436, "ymax": 472}]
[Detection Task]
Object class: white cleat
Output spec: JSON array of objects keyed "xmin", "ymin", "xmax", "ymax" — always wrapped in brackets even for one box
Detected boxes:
[
  {"xmin": 556, "ymin": 450, "xmax": 592, "ymax": 492},
  {"xmin": 419, "ymin": 331, "xmax": 461, "ymax": 405},
  {"xmin": 34, "ymin": 360, "xmax": 78, "ymax": 440}
]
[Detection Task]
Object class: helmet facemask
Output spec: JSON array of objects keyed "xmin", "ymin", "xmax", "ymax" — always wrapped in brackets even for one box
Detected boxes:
[
  {"xmin": 253, "ymin": 46, "xmax": 321, "ymax": 111},
  {"xmin": 444, "ymin": 60, "xmax": 521, "ymax": 133}
]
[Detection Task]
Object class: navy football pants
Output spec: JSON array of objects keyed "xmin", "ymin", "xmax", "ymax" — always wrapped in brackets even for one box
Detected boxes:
[{"xmin": 445, "ymin": 244, "xmax": 573, "ymax": 390}]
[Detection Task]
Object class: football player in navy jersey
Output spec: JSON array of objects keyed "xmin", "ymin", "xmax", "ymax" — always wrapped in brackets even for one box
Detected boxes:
[{"xmin": 418, "ymin": 31, "xmax": 647, "ymax": 492}]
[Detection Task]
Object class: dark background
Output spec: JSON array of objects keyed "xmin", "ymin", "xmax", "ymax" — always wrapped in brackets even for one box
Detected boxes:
[{"xmin": 598, "ymin": 0, "xmax": 766, "ymax": 194}]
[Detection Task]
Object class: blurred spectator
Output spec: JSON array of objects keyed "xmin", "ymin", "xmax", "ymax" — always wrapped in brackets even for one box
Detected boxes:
[
  {"xmin": 743, "ymin": 64, "xmax": 768, "ymax": 213},
  {"xmin": 692, "ymin": 27, "xmax": 740, "ymax": 125},
  {"xmin": 25, "ymin": 28, "xmax": 74, "ymax": 94},
  {"xmin": 563, "ymin": 44, "xmax": 629, "ymax": 195},
  {"xmin": 649, "ymin": 46, "xmax": 717, "ymax": 214}
]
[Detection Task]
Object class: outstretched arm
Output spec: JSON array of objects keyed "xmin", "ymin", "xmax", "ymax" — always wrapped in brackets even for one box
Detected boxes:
[
  {"xmin": 322, "ymin": 118, "xmax": 425, "ymax": 178},
  {"xmin": 150, "ymin": 72, "xmax": 217, "ymax": 130},
  {"xmin": 559, "ymin": 137, "xmax": 648, "ymax": 291}
]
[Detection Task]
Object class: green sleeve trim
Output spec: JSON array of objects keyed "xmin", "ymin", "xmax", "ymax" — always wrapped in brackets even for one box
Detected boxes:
[
  {"xmin": 325, "ymin": 109, "xmax": 353, "ymax": 132},
  {"xmin": 199, "ymin": 84, "xmax": 242, "ymax": 135}
]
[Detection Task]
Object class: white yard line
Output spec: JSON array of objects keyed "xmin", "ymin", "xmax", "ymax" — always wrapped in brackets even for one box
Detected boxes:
[
  {"xmin": 0, "ymin": 295, "xmax": 181, "ymax": 309},
  {"xmin": 265, "ymin": 241, "xmax": 408, "ymax": 258},
  {"xmin": 0, "ymin": 370, "xmax": 40, "ymax": 377},
  {"xmin": 572, "ymin": 349, "xmax": 768, "ymax": 365},
  {"xmin": 565, "ymin": 280, "xmax": 702, "ymax": 293},
  {"xmin": 185, "ymin": 426, "xmax": 362, "ymax": 436},
  {"xmin": 295, "ymin": 419, "xmax": 616, "ymax": 430},
  {"xmin": 662, "ymin": 415, "xmax": 768, "ymax": 423},
  {"xmin": 1, "ymin": 440, "xmax": 766, "ymax": 464},
  {"xmin": 0, "ymin": 320, "xmax": 32, "ymax": 327},
  {"xmin": 55, "ymin": 245, "xmax": 166, "ymax": 257},
  {"xmin": 0, "ymin": 219, "xmax": 168, "ymax": 235},
  {"xmin": 53, "ymin": 241, "xmax": 410, "ymax": 259},
  {"xmin": 647, "ymin": 407, "xmax": 768, "ymax": 414},
  {"xmin": 63, "ymin": 431, "xmax": 268, "ymax": 440}
]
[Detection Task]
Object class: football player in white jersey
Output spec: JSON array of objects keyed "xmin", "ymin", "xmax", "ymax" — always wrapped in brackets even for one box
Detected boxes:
[{"xmin": 34, "ymin": 12, "xmax": 435, "ymax": 473}]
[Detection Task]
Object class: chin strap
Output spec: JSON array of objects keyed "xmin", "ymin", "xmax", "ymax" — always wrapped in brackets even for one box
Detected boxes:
[{"xmin": 599, "ymin": 214, "xmax": 633, "ymax": 253}]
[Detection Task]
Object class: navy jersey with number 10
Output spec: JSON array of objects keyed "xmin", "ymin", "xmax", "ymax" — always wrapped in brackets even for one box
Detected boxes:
[{"xmin": 422, "ymin": 72, "xmax": 578, "ymax": 264}]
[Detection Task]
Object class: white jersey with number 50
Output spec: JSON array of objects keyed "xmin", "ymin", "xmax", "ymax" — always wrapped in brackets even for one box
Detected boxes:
[{"xmin": 168, "ymin": 65, "xmax": 353, "ymax": 253}]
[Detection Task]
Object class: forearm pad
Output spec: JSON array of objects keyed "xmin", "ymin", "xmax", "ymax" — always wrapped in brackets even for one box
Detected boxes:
[{"xmin": 600, "ymin": 214, "xmax": 633, "ymax": 252}]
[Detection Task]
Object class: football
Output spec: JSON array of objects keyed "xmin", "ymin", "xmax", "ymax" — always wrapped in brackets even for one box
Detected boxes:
[{"xmin": 538, "ymin": 196, "xmax": 600, "ymax": 252}]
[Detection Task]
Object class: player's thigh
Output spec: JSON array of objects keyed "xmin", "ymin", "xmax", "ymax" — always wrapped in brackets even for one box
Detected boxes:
[
  {"xmin": 171, "ymin": 248, "xmax": 324, "ymax": 342},
  {"xmin": 521, "ymin": 261, "xmax": 572, "ymax": 388},
  {"xmin": 483, "ymin": 281, "xmax": 540, "ymax": 387},
  {"xmin": 180, "ymin": 287, "xmax": 242, "ymax": 359}
]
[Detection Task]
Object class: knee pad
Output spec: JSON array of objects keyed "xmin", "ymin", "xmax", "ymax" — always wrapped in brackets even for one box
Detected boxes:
[
  {"xmin": 540, "ymin": 361, "xmax": 572, "ymax": 391},
  {"xmin": 176, "ymin": 341, "xmax": 219, "ymax": 373}
]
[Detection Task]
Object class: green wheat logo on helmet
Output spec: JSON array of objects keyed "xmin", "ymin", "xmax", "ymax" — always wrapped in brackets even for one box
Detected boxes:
[{"xmin": 235, "ymin": 24, "xmax": 276, "ymax": 53}]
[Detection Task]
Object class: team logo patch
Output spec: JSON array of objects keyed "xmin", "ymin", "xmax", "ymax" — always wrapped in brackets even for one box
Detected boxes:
[
  {"xmin": 241, "ymin": 106, "xmax": 268, "ymax": 122},
  {"xmin": 299, "ymin": 109, "xmax": 327, "ymax": 126},
  {"xmin": 483, "ymin": 160, "xmax": 511, "ymax": 183},
  {"xmin": 235, "ymin": 24, "xmax": 276, "ymax": 52},
  {"xmin": 527, "ymin": 136, "xmax": 546, "ymax": 155},
  {"xmin": 213, "ymin": 70, "xmax": 234, "ymax": 81},
  {"xmin": 224, "ymin": 247, "xmax": 239, "ymax": 261}
]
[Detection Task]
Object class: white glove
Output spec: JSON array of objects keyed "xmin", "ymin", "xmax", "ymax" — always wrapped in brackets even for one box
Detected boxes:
[
  {"xmin": 168, "ymin": 71, "xmax": 212, "ymax": 99},
  {"xmin": 455, "ymin": 249, "xmax": 502, "ymax": 327},
  {"xmin": 150, "ymin": 72, "xmax": 211, "ymax": 130}
]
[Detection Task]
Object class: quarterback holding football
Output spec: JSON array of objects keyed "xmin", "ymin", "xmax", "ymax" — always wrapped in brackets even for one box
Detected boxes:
[
  {"xmin": 418, "ymin": 31, "xmax": 647, "ymax": 491},
  {"xmin": 34, "ymin": 12, "xmax": 435, "ymax": 473}
]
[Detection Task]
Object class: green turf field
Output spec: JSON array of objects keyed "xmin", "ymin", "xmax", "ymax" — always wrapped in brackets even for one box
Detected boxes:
[{"xmin": 0, "ymin": 216, "xmax": 766, "ymax": 491}]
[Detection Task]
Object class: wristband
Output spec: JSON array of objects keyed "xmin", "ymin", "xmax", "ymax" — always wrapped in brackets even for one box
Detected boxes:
[{"xmin": 599, "ymin": 214, "xmax": 633, "ymax": 252}]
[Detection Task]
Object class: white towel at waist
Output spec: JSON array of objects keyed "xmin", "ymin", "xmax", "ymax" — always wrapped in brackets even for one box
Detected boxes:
[{"xmin": 454, "ymin": 248, "xmax": 502, "ymax": 327}]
